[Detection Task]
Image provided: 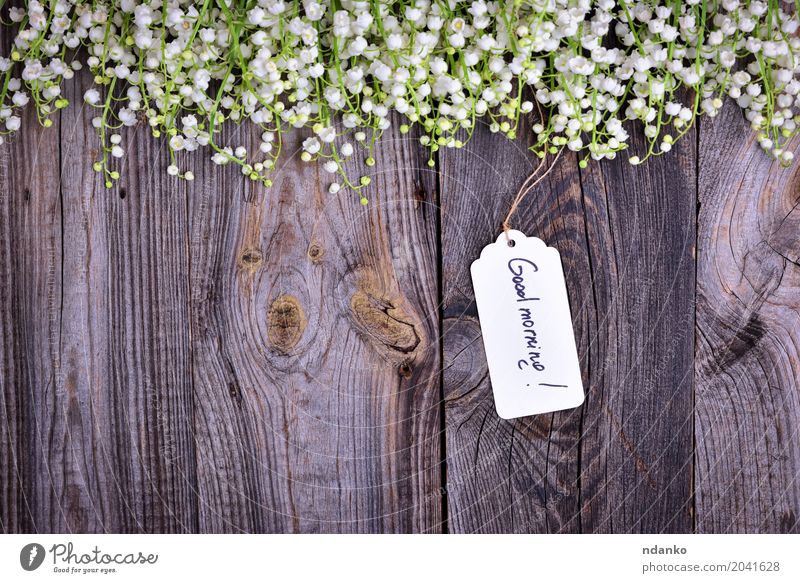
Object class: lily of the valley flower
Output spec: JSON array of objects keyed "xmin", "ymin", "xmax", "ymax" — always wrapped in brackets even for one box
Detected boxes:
[{"xmin": 0, "ymin": 0, "xmax": 797, "ymax": 194}]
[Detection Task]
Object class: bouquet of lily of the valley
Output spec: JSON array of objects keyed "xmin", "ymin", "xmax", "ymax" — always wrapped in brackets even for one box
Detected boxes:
[{"xmin": 1, "ymin": 0, "xmax": 798, "ymax": 202}]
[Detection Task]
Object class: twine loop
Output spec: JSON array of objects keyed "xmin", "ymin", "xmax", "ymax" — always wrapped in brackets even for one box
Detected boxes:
[{"xmin": 502, "ymin": 147, "xmax": 564, "ymax": 246}]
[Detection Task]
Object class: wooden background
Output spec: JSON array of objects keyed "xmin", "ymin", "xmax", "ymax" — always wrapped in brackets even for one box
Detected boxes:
[{"xmin": 1, "ymin": 56, "xmax": 799, "ymax": 533}]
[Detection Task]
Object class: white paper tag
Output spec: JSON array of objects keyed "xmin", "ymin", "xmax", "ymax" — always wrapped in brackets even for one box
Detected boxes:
[{"xmin": 470, "ymin": 230, "xmax": 585, "ymax": 419}]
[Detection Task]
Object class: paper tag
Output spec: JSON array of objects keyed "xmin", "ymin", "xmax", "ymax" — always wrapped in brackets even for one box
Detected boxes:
[{"xmin": 470, "ymin": 230, "xmax": 585, "ymax": 419}]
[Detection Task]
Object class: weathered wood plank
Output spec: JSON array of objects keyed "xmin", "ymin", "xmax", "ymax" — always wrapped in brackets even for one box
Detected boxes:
[
  {"xmin": 440, "ymin": 118, "xmax": 696, "ymax": 532},
  {"xmin": 0, "ymin": 39, "xmax": 61, "ymax": 533},
  {"xmin": 1, "ymin": 53, "xmax": 796, "ymax": 535},
  {"xmin": 0, "ymin": 63, "xmax": 199, "ymax": 532},
  {"xmin": 188, "ymin": 123, "xmax": 443, "ymax": 532},
  {"xmin": 439, "ymin": 124, "xmax": 586, "ymax": 533},
  {"xmin": 577, "ymin": 128, "xmax": 696, "ymax": 533},
  {"xmin": 695, "ymin": 102, "xmax": 800, "ymax": 533},
  {"xmin": 54, "ymin": 71, "xmax": 198, "ymax": 533}
]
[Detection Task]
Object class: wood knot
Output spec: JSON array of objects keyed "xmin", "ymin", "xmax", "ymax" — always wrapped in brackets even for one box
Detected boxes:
[
  {"xmin": 240, "ymin": 248, "xmax": 263, "ymax": 268},
  {"xmin": 267, "ymin": 295, "xmax": 306, "ymax": 353},
  {"xmin": 398, "ymin": 361, "xmax": 413, "ymax": 378},
  {"xmin": 717, "ymin": 311, "xmax": 766, "ymax": 367},
  {"xmin": 307, "ymin": 242, "xmax": 324, "ymax": 263},
  {"xmin": 228, "ymin": 382, "xmax": 242, "ymax": 406},
  {"xmin": 443, "ymin": 316, "xmax": 489, "ymax": 402},
  {"xmin": 350, "ymin": 290, "xmax": 420, "ymax": 355}
]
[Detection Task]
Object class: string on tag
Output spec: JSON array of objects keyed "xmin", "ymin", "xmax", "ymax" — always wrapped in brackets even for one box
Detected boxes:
[{"xmin": 502, "ymin": 147, "xmax": 564, "ymax": 247}]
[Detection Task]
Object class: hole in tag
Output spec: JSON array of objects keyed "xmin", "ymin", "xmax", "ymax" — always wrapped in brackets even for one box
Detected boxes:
[{"xmin": 507, "ymin": 239, "xmax": 516, "ymax": 247}]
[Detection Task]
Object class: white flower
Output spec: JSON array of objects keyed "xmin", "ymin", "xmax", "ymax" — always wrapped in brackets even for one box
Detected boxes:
[
  {"xmin": 317, "ymin": 126, "xmax": 336, "ymax": 143},
  {"xmin": 302, "ymin": 137, "xmax": 321, "ymax": 154},
  {"xmin": 11, "ymin": 92, "xmax": 29, "ymax": 107},
  {"xmin": 119, "ymin": 108, "xmax": 136, "ymax": 126},
  {"xmin": 83, "ymin": 89, "xmax": 101, "ymax": 105},
  {"xmin": 170, "ymin": 135, "xmax": 185, "ymax": 151},
  {"xmin": 568, "ymin": 56, "xmax": 595, "ymax": 76},
  {"xmin": 0, "ymin": 0, "xmax": 796, "ymax": 183},
  {"xmin": 387, "ymin": 34, "xmax": 403, "ymax": 51}
]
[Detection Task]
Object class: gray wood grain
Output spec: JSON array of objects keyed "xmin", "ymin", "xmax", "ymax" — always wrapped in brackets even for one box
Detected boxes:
[
  {"xmin": 6, "ymin": 64, "xmax": 200, "ymax": 533},
  {"xmin": 695, "ymin": 102, "xmax": 800, "ymax": 533},
  {"xmin": 439, "ymin": 119, "xmax": 696, "ymax": 533},
  {"xmin": 187, "ymin": 122, "xmax": 443, "ymax": 532},
  {"xmin": 577, "ymin": 127, "xmax": 696, "ymax": 533},
  {"xmin": 1, "ymin": 47, "xmax": 799, "ymax": 532},
  {"xmin": 438, "ymin": 123, "xmax": 585, "ymax": 533},
  {"xmin": 0, "ymin": 64, "xmax": 61, "ymax": 535},
  {"xmin": 0, "ymin": 25, "xmax": 201, "ymax": 528}
]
